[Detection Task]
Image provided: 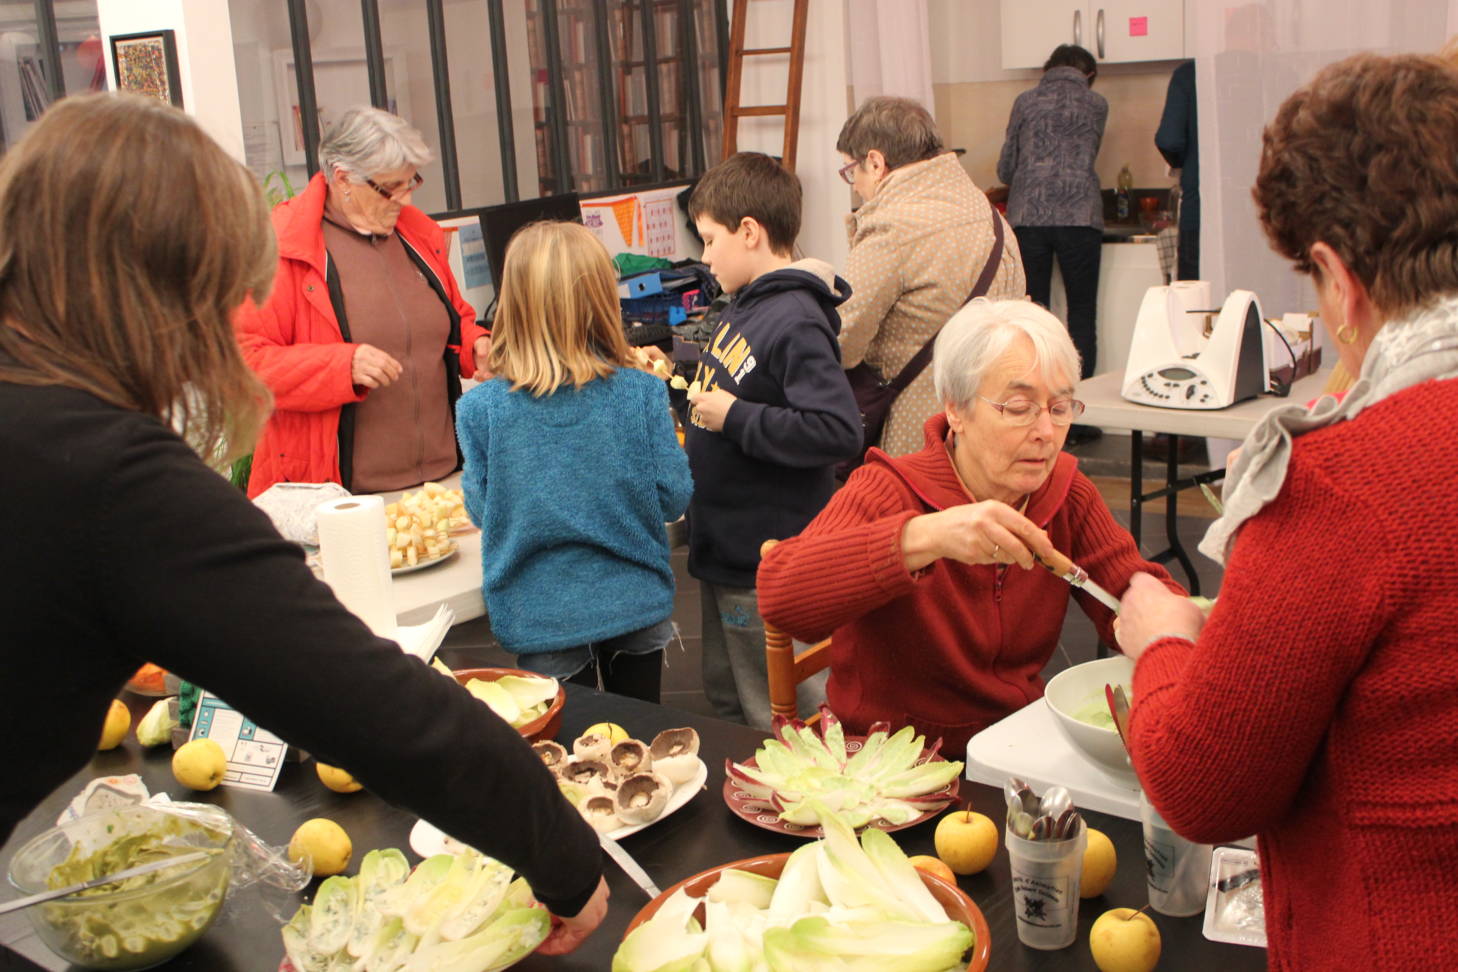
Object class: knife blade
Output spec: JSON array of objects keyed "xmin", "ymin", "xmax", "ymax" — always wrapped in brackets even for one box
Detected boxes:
[
  {"xmin": 600, "ymin": 835, "xmax": 661, "ymax": 899},
  {"xmin": 1035, "ymin": 548, "xmax": 1122, "ymax": 614},
  {"xmin": 0, "ymin": 850, "xmax": 212, "ymax": 916}
]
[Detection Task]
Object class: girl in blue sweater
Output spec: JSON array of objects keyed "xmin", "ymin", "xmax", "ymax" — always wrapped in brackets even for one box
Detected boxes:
[{"xmin": 455, "ymin": 221, "xmax": 692, "ymax": 701}]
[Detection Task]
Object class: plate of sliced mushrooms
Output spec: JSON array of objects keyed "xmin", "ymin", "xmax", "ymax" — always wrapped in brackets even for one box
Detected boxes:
[{"xmin": 409, "ymin": 726, "xmax": 707, "ymax": 857}]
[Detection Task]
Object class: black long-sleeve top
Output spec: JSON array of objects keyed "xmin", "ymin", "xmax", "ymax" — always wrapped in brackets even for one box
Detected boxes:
[{"xmin": 0, "ymin": 383, "xmax": 601, "ymax": 916}]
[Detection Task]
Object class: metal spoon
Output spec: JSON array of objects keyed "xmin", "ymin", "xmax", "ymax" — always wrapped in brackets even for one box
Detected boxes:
[
  {"xmin": 1040, "ymin": 785, "xmax": 1072, "ymax": 820},
  {"xmin": 1105, "ymin": 683, "xmax": 1133, "ymax": 754},
  {"xmin": 0, "ymin": 851, "xmax": 211, "ymax": 916}
]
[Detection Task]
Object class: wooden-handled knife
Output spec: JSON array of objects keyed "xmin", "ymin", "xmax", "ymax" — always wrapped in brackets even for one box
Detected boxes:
[{"xmin": 1035, "ymin": 548, "xmax": 1122, "ymax": 614}]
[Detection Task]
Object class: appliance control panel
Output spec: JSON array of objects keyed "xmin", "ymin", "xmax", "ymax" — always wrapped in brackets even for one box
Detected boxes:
[{"xmin": 1125, "ymin": 365, "xmax": 1218, "ymax": 408}]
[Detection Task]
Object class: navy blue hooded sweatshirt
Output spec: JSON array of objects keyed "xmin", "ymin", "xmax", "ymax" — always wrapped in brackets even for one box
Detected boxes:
[{"xmin": 682, "ymin": 259, "xmax": 862, "ymax": 587}]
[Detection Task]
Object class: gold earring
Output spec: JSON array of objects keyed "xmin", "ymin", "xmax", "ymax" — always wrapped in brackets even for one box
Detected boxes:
[{"xmin": 1336, "ymin": 323, "xmax": 1358, "ymax": 344}]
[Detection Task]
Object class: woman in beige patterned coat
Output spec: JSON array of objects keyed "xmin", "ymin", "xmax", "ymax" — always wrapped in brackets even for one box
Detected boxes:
[{"xmin": 837, "ymin": 96, "xmax": 1026, "ymax": 457}]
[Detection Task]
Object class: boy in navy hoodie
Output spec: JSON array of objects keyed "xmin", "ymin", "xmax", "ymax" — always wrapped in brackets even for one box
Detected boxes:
[{"xmin": 682, "ymin": 152, "xmax": 862, "ymax": 729}]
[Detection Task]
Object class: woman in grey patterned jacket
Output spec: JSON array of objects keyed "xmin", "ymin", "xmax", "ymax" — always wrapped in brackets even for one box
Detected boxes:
[{"xmin": 997, "ymin": 45, "xmax": 1107, "ymax": 395}]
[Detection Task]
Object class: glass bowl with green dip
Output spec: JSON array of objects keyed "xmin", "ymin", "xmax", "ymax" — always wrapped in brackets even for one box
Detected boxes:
[{"xmin": 6, "ymin": 803, "xmax": 234, "ymax": 970}]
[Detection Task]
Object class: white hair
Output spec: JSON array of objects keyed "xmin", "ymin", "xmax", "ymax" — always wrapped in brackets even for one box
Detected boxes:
[
  {"xmin": 932, "ymin": 298, "xmax": 1082, "ymax": 409},
  {"xmin": 317, "ymin": 106, "xmax": 432, "ymax": 181}
]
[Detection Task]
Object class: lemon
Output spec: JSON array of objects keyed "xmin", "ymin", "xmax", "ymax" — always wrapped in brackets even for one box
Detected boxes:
[
  {"xmin": 98, "ymin": 699, "xmax": 130, "ymax": 751},
  {"xmin": 289, "ymin": 818, "xmax": 352, "ymax": 877},
  {"xmin": 1080, "ymin": 827, "xmax": 1118, "ymax": 898},
  {"xmin": 172, "ymin": 738, "xmax": 228, "ymax": 790},
  {"xmin": 583, "ymin": 722, "xmax": 630, "ymax": 745},
  {"xmin": 315, "ymin": 762, "xmax": 363, "ymax": 794},
  {"xmin": 933, "ymin": 809, "xmax": 999, "ymax": 875}
]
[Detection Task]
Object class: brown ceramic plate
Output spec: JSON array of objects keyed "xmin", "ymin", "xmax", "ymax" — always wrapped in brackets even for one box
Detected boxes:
[
  {"xmin": 722, "ymin": 734, "xmax": 960, "ymax": 838},
  {"xmin": 451, "ymin": 666, "xmax": 565, "ymax": 742},
  {"xmin": 623, "ymin": 852, "xmax": 991, "ymax": 971}
]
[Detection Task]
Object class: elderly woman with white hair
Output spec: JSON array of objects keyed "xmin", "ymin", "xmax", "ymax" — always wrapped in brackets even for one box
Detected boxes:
[
  {"xmin": 758, "ymin": 298, "xmax": 1182, "ymax": 751},
  {"xmin": 237, "ymin": 106, "xmax": 489, "ymax": 496}
]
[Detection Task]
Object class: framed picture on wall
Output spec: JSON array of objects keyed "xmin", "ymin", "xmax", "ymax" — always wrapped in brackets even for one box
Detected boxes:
[{"xmin": 110, "ymin": 30, "xmax": 183, "ymax": 108}]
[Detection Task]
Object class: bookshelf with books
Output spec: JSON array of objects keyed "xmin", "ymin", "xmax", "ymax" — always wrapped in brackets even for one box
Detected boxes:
[{"xmin": 526, "ymin": 0, "xmax": 723, "ymax": 196}]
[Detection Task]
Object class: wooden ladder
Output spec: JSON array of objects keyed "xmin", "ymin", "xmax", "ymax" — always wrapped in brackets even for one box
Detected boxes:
[{"xmin": 721, "ymin": 0, "xmax": 809, "ymax": 172}]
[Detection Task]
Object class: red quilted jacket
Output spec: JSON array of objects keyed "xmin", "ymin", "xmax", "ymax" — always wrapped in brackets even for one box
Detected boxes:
[{"xmin": 236, "ymin": 173, "xmax": 483, "ymax": 497}]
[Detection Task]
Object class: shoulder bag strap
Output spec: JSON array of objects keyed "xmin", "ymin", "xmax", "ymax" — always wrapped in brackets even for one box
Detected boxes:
[{"xmin": 885, "ymin": 202, "xmax": 1008, "ymax": 394}]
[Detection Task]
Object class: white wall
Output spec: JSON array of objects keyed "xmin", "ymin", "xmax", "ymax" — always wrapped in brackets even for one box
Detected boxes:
[
  {"xmin": 1193, "ymin": 0, "xmax": 1458, "ymax": 312},
  {"xmin": 99, "ymin": 0, "xmax": 245, "ymax": 162},
  {"xmin": 731, "ymin": 0, "xmax": 853, "ymax": 269}
]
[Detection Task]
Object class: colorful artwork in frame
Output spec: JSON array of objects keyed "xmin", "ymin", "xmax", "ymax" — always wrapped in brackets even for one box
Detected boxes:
[{"xmin": 110, "ymin": 30, "xmax": 182, "ymax": 108}]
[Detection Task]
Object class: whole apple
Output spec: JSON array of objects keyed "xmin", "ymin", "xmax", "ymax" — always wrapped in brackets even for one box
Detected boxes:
[
  {"xmin": 933, "ymin": 809, "xmax": 999, "ymax": 875},
  {"xmin": 1090, "ymin": 907, "xmax": 1161, "ymax": 972}
]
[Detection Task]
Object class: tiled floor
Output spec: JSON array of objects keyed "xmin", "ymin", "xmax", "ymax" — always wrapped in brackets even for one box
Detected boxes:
[{"xmin": 439, "ymin": 430, "xmax": 1228, "ymax": 724}]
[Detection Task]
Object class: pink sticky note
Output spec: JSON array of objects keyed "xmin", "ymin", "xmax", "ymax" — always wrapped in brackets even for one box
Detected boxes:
[{"xmin": 1130, "ymin": 16, "xmax": 1149, "ymax": 36}]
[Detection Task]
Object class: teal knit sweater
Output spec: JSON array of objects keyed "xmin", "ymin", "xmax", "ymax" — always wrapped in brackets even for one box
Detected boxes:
[{"xmin": 456, "ymin": 367, "xmax": 693, "ymax": 653}]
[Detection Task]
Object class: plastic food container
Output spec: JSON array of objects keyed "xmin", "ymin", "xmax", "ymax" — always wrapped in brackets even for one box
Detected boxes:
[{"xmin": 6, "ymin": 804, "xmax": 234, "ymax": 970}]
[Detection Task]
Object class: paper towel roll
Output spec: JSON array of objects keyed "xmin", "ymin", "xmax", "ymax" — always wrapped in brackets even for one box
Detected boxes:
[
  {"xmin": 317, "ymin": 495, "xmax": 395, "ymax": 637},
  {"xmin": 1168, "ymin": 279, "xmax": 1212, "ymax": 312},
  {"xmin": 1168, "ymin": 280, "xmax": 1215, "ymax": 355}
]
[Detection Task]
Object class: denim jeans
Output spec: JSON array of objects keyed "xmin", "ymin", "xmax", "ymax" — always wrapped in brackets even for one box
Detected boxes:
[
  {"xmin": 699, "ymin": 583, "xmax": 825, "ymax": 730},
  {"xmin": 516, "ymin": 618, "xmax": 674, "ymax": 703}
]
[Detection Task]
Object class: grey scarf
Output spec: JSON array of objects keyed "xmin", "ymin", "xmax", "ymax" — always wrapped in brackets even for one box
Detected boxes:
[{"xmin": 1199, "ymin": 295, "xmax": 1458, "ymax": 564}]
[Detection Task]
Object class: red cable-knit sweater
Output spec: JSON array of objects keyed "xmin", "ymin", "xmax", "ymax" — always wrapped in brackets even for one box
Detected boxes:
[
  {"xmin": 1129, "ymin": 377, "xmax": 1458, "ymax": 971},
  {"xmin": 758, "ymin": 414, "xmax": 1180, "ymax": 752}
]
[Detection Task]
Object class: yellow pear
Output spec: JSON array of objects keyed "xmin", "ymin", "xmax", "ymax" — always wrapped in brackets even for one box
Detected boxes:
[
  {"xmin": 1080, "ymin": 827, "xmax": 1118, "ymax": 898},
  {"xmin": 1090, "ymin": 907, "xmax": 1161, "ymax": 972},
  {"xmin": 288, "ymin": 818, "xmax": 352, "ymax": 877},
  {"xmin": 98, "ymin": 699, "xmax": 130, "ymax": 751},
  {"xmin": 933, "ymin": 809, "xmax": 999, "ymax": 875},
  {"xmin": 172, "ymin": 738, "xmax": 227, "ymax": 790}
]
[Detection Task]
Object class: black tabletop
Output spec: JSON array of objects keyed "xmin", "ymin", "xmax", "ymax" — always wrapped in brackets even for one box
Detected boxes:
[{"xmin": 0, "ymin": 688, "xmax": 1266, "ymax": 971}]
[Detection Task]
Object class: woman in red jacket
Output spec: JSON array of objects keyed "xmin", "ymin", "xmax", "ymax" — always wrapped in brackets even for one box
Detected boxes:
[
  {"xmin": 757, "ymin": 298, "xmax": 1179, "ymax": 752},
  {"xmin": 1117, "ymin": 54, "xmax": 1458, "ymax": 970},
  {"xmin": 236, "ymin": 107, "xmax": 488, "ymax": 497}
]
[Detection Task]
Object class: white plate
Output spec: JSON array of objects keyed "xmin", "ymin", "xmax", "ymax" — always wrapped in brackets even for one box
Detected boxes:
[
  {"xmin": 391, "ymin": 542, "xmax": 459, "ymax": 575},
  {"xmin": 408, "ymin": 758, "xmax": 708, "ymax": 858}
]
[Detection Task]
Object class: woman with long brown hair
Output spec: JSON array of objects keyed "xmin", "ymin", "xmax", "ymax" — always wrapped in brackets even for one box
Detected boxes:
[
  {"xmin": 456, "ymin": 220, "xmax": 692, "ymax": 700},
  {"xmin": 0, "ymin": 94, "xmax": 606, "ymax": 953}
]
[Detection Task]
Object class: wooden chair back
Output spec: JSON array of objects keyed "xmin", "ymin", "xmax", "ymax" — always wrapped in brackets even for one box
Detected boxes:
[{"xmin": 761, "ymin": 539, "xmax": 831, "ymax": 724}]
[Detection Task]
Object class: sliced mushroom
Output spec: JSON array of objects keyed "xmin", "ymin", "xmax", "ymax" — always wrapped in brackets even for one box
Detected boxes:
[
  {"xmin": 572, "ymin": 731, "xmax": 612, "ymax": 763},
  {"xmin": 614, "ymin": 771, "xmax": 672, "ymax": 825},
  {"xmin": 582, "ymin": 795, "xmax": 622, "ymax": 833},
  {"xmin": 609, "ymin": 739, "xmax": 652, "ymax": 777},
  {"xmin": 649, "ymin": 728, "xmax": 701, "ymax": 784},
  {"xmin": 532, "ymin": 740, "xmax": 568, "ymax": 776},
  {"xmin": 561, "ymin": 756, "xmax": 614, "ymax": 789}
]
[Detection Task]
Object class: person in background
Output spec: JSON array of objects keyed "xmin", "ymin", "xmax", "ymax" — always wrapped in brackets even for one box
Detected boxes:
[
  {"xmin": 681, "ymin": 152, "xmax": 862, "ymax": 729},
  {"xmin": 1155, "ymin": 60, "xmax": 1199, "ymax": 281},
  {"xmin": 838, "ymin": 96, "xmax": 1025, "ymax": 458},
  {"xmin": 456, "ymin": 221, "xmax": 692, "ymax": 701},
  {"xmin": 1116, "ymin": 53, "xmax": 1458, "ymax": 969},
  {"xmin": 997, "ymin": 45, "xmax": 1107, "ymax": 449},
  {"xmin": 0, "ymin": 93, "xmax": 606, "ymax": 951},
  {"xmin": 759, "ymin": 299, "xmax": 1181, "ymax": 753},
  {"xmin": 237, "ymin": 106, "xmax": 489, "ymax": 497}
]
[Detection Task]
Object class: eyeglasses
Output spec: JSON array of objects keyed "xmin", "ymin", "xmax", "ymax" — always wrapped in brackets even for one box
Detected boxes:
[
  {"xmin": 837, "ymin": 159, "xmax": 860, "ymax": 185},
  {"xmin": 364, "ymin": 172, "xmax": 424, "ymax": 201},
  {"xmin": 978, "ymin": 395, "xmax": 1086, "ymax": 427}
]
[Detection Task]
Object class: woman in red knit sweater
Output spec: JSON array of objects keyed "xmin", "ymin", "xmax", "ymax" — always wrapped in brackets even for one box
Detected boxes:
[
  {"xmin": 758, "ymin": 299, "xmax": 1180, "ymax": 752},
  {"xmin": 1117, "ymin": 54, "xmax": 1458, "ymax": 970}
]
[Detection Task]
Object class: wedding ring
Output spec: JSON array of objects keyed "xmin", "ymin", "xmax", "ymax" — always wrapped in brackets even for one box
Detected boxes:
[{"xmin": 991, "ymin": 544, "xmax": 1001, "ymax": 560}]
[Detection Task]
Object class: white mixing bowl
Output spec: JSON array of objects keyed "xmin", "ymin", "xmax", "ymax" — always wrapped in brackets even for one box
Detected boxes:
[{"xmin": 1043, "ymin": 655, "xmax": 1138, "ymax": 783}]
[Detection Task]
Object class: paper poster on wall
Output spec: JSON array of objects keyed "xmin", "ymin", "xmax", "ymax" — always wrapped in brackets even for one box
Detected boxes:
[
  {"xmin": 643, "ymin": 199, "xmax": 675, "ymax": 258},
  {"xmin": 580, "ymin": 183, "xmax": 696, "ymax": 263}
]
